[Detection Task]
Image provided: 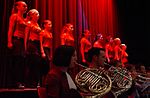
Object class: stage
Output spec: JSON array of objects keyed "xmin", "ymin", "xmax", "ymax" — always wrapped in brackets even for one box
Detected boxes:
[{"xmin": 0, "ymin": 88, "xmax": 39, "ymax": 98}]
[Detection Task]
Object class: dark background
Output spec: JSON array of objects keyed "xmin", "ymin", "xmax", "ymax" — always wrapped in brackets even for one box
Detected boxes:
[{"xmin": 116, "ymin": 0, "xmax": 150, "ymax": 66}]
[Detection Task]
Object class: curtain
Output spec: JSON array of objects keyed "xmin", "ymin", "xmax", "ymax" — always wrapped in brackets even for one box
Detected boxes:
[{"xmin": 0, "ymin": 0, "xmax": 118, "ymax": 88}]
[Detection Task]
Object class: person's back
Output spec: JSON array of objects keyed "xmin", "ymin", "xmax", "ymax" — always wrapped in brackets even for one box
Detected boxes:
[{"xmin": 44, "ymin": 45, "xmax": 82, "ymax": 98}]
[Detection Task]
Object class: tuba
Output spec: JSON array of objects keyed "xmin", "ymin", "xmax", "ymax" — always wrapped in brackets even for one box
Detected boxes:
[
  {"xmin": 104, "ymin": 62, "xmax": 132, "ymax": 98},
  {"xmin": 75, "ymin": 62, "xmax": 112, "ymax": 98}
]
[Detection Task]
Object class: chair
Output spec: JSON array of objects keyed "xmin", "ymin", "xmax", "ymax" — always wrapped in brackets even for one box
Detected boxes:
[{"xmin": 37, "ymin": 87, "xmax": 48, "ymax": 98}]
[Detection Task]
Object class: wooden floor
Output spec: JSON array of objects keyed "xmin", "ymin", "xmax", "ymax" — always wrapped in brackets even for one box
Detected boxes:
[{"xmin": 0, "ymin": 88, "xmax": 38, "ymax": 98}]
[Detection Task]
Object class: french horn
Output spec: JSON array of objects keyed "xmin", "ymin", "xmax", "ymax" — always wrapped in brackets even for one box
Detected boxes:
[
  {"xmin": 104, "ymin": 62, "xmax": 132, "ymax": 98},
  {"xmin": 75, "ymin": 62, "xmax": 112, "ymax": 98},
  {"xmin": 75, "ymin": 62, "xmax": 133, "ymax": 98}
]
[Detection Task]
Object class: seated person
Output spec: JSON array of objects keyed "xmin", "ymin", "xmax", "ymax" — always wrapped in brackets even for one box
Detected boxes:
[{"xmin": 44, "ymin": 45, "xmax": 82, "ymax": 98}]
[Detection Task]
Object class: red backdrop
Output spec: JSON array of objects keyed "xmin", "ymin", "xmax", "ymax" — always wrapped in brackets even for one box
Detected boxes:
[
  {"xmin": 0, "ymin": 0, "xmax": 119, "ymax": 87},
  {"xmin": 2, "ymin": 0, "xmax": 118, "ymax": 49}
]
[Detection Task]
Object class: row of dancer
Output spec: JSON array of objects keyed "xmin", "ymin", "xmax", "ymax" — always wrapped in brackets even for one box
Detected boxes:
[
  {"xmin": 7, "ymin": 1, "xmax": 52, "ymax": 88},
  {"xmin": 59, "ymin": 23, "xmax": 128, "ymax": 68},
  {"xmin": 7, "ymin": 1, "xmax": 76, "ymax": 88},
  {"xmin": 80, "ymin": 31, "xmax": 128, "ymax": 68},
  {"xmin": 7, "ymin": 0, "xmax": 80, "ymax": 88}
]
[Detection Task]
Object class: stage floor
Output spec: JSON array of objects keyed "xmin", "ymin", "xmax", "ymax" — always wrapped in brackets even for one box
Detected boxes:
[
  {"xmin": 0, "ymin": 88, "xmax": 39, "ymax": 98},
  {"xmin": 0, "ymin": 88, "xmax": 37, "ymax": 92}
]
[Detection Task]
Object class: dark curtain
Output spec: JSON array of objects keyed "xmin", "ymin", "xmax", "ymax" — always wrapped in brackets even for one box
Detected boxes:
[{"xmin": 0, "ymin": 0, "xmax": 118, "ymax": 88}]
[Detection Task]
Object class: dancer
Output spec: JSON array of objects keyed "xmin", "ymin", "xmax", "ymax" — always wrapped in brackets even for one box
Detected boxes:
[
  {"xmin": 60, "ymin": 23, "xmax": 74, "ymax": 46},
  {"xmin": 7, "ymin": 1, "xmax": 27, "ymax": 88},
  {"xmin": 113, "ymin": 38, "xmax": 122, "ymax": 64},
  {"xmin": 24, "ymin": 9, "xmax": 42, "ymax": 87},
  {"xmin": 40, "ymin": 20, "xmax": 53, "ymax": 85},
  {"xmin": 93, "ymin": 33, "xmax": 104, "ymax": 48},
  {"xmin": 120, "ymin": 44, "xmax": 128, "ymax": 67},
  {"xmin": 80, "ymin": 30, "xmax": 92, "ymax": 63},
  {"xmin": 105, "ymin": 36, "xmax": 114, "ymax": 63}
]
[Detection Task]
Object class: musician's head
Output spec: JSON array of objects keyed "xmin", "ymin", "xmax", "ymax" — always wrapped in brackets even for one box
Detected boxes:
[
  {"xmin": 52, "ymin": 45, "xmax": 77, "ymax": 68},
  {"xmin": 147, "ymin": 71, "xmax": 150, "ymax": 78},
  {"xmin": 140, "ymin": 65, "xmax": 146, "ymax": 74},
  {"xmin": 87, "ymin": 47, "xmax": 106, "ymax": 67}
]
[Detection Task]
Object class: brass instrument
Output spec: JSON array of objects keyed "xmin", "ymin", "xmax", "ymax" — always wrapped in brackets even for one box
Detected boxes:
[
  {"xmin": 75, "ymin": 62, "xmax": 112, "ymax": 98},
  {"xmin": 135, "ymin": 74, "xmax": 150, "ymax": 92},
  {"xmin": 104, "ymin": 62, "xmax": 132, "ymax": 98},
  {"xmin": 75, "ymin": 62, "xmax": 133, "ymax": 98}
]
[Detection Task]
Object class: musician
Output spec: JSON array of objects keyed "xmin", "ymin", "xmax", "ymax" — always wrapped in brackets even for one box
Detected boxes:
[
  {"xmin": 24, "ymin": 9, "xmax": 42, "ymax": 87},
  {"xmin": 60, "ymin": 23, "xmax": 74, "ymax": 46},
  {"xmin": 44, "ymin": 45, "xmax": 82, "ymax": 98},
  {"xmin": 80, "ymin": 30, "xmax": 92, "ymax": 63},
  {"xmin": 7, "ymin": 1, "xmax": 27, "ymax": 88},
  {"xmin": 87, "ymin": 47, "xmax": 106, "ymax": 68},
  {"xmin": 139, "ymin": 65, "xmax": 147, "ymax": 76},
  {"xmin": 136, "ymin": 65, "xmax": 148, "ymax": 88},
  {"xmin": 129, "ymin": 65, "xmax": 150, "ymax": 98},
  {"xmin": 84, "ymin": 47, "xmax": 114, "ymax": 98},
  {"xmin": 120, "ymin": 65, "xmax": 138, "ymax": 98},
  {"xmin": 84, "ymin": 47, "xmax": 133, "ymax": 98}
]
